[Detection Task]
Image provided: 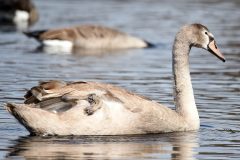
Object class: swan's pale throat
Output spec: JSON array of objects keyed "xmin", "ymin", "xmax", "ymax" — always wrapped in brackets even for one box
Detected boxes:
[{"xmin": 172, "ymin": 33, "xmax": 200, "ymax": 130}]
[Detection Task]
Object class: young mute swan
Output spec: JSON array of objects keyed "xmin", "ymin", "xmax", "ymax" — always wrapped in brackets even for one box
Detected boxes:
[
  {"xmin": 24, "ymin": 25, "xmax": 153, "ymax": 53},
  {"xmin": 5, "ymin": 24, "xmax": 225, "ymax": 136}
]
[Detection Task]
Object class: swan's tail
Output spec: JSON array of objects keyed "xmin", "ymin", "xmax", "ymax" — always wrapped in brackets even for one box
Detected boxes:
[
  {"xmin": 23, "ymin": 30, "xmax": 47, "ymax": 40},
  {"xmin": 144, "ymin": 40, "xmax": 156, "ymax": 48},
  {"xmin": 4, "ymin": 103, "xmax": 36, "ymax": 134},
  {"xmin": 4, "ymin": 103, "xmax": 58, "ymax": 136},
  {"xmin": 5, "ymin": 103, "xmax": 23, "ymax": 120}
]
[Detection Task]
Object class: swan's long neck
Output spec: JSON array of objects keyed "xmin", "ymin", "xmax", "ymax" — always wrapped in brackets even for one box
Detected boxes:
[{"xmin": 172, "ymin": 33, "xmax": 200, "ymax": 130}]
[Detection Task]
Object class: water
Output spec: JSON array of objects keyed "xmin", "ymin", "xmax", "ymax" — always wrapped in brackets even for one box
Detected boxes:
[{"xmin": 0, "ymin": 0, "xmax": 239, "ymax": 159}]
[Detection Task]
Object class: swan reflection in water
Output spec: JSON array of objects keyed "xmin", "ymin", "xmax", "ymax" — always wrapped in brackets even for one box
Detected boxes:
[{"xmin": 6, "ymin": 132, "xmax": 199, "ymax": 160}]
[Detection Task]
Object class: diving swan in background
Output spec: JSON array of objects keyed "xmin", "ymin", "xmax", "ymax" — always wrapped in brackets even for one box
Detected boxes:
[{"xmin": 23, "ymin": 25, "xmax": 154, "ymax": 53}]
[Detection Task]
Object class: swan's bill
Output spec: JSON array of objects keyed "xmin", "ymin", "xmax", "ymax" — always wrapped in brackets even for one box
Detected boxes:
[{"xmin": 208, "ymin": 40, "xmax": 225, "ymax": 62}]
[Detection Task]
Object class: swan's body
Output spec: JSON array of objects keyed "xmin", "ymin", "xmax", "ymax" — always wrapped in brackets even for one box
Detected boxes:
[
  {"xmin": 5, "ymin": 24, "xmax": 225, "ymax": 136},
  {"xmin": 0, "ymin": 0, "xmax": 38, "ymax": 31},
  {"xmin": 24, "ymin": 25, "xmax": 153, "ymax": 53}
]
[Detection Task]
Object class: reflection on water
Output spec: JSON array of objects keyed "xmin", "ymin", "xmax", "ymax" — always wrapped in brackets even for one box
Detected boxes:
[
  {"xmin": 0, "ymin": 0, "xmax": 240, "ymax": 159},
  {"xmin": 6, "ymin": 132, "xmax": 198, "ymax": 160}
]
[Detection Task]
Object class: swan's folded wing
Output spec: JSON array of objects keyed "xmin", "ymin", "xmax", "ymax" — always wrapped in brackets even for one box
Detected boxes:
[{"xmin": 23, "ymin": 80, "xmax": 127, "ymax": 114}]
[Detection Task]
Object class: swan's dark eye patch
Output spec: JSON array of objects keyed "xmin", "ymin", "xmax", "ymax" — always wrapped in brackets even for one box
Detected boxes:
[{"xmin": 205, "ymin": 32, "xmax": 208, "ymax": 35}]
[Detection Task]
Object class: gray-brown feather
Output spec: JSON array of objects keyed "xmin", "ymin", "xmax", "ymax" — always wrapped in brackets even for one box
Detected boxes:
[
  {"xmin": 23, "ymin": 80, "xmax": 127, "ymax": 114},
  {"xmin": 23, "ymin": 80, "xmax": 151, "ymax": 115}
]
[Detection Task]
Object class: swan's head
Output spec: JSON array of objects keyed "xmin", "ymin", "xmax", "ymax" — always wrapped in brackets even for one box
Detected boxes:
[{"xmin": 183, "ymin": 23, "xmax": 225, "ymax": 62}]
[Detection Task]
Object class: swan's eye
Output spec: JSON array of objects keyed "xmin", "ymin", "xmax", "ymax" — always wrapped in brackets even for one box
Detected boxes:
[{"xmin": 205, "ymin": 32, "xmax": 208, "ymax": 35}]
